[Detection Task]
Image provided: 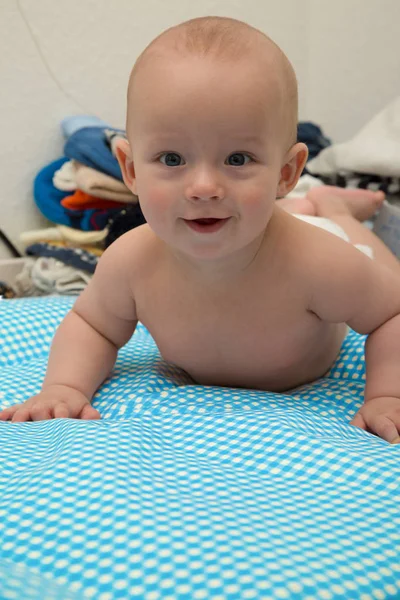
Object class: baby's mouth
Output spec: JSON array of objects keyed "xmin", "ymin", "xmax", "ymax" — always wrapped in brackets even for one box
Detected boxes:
[
  {"xmin": 194, "ymin": 218, "xmax": 221, "ymax": 225},
  {"xmin": 184, "ymin": 217, "xmax": 230, "ymax": 233}
]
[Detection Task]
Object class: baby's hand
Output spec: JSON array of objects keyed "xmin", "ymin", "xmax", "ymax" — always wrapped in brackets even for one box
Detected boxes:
[
  {"xmin": 0, "ymin": 385, "xmax": 101, "ymax": 422},
  {"xmin": 350, "ymin": 397, "xmax": 400, "ymax": 444}
]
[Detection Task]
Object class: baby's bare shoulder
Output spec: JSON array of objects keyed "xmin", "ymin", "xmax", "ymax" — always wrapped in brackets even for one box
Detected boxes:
[
  {"xmin": 289, "ymin": 217, "xmax": 400, "ymax": 332},
  {"xmin": 275, "ymin": 214, "xmax": 357, "ymax": 285},
  {"xmin": 74, "ymin": 225, "xmax": 160, "ymax": 323},
  {"xmin": 98, "ymin": 224, "xmax": 160, "ymax": 280},
  {"xmin": 294, "ymin": 218, "xmax": 357, "ymax": 266},
  {"xmin": 106, "ymin": 223, "xmax": 157, "ymax": 260}
]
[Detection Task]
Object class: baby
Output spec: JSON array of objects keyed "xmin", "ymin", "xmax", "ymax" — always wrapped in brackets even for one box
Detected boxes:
[{"xmin": 2, "ymin": 16, "xmax": 400, "ymax": 443}]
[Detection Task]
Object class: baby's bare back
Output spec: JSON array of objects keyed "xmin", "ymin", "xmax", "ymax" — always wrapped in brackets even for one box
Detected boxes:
[{"xmin": 132, "ymin": 223, "xmax": 347, "ymax": 392}]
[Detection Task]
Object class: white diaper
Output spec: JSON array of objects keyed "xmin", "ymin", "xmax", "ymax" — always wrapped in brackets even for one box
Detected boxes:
[{"xmin": 293, "ymin": 214, "xmax": 374, "ymax": 259}]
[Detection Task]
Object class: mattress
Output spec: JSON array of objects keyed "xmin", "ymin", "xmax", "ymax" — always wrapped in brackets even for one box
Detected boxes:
[{"xmin": 0, "ymin": 297, "xmax": 399, "ymax": 599}]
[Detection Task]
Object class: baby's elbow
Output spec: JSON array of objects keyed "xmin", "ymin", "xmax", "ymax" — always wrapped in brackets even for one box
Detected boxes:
[{"xmin": 357, "ymin": 311, "xmax": 400, "ymax": 338}]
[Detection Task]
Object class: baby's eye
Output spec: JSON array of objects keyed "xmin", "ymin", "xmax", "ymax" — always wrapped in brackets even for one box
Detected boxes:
[
  {"xmin": 159, "ymin": 152, "xmax": 184, "ymax": 167},
  {"xmin": 226, "ymin": 153, "xmax": 253, "ymax": 166}
]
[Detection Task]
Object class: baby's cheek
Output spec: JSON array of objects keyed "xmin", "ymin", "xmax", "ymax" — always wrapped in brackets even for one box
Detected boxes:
[
  {"xmin": 139, "ymin": 186, "xmax": 173, "ymax": 223},
  {"xmin": 242, "ymin": 187, "xmax": 273, "ymax": 214},
  {"xmin": 149, "ymin": 189, "xmax": 169, "ymax": 208}
]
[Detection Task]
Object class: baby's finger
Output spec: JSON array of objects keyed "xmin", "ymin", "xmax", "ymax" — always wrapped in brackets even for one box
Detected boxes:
[
  {"xmin": 53, "ymin": 403, "xmax": 72, "ymax": 419},
  {"xmin": 11, "ymin": 407, "xmax": 33, "ymax": 422},
  {"xmin": 369, "ymin": 415, "xmax": 399, "ymax": 444},
  {"xmin": 0, "ymin": 405, "xmax": 22, "ymax": 421},
  {"xmin": 386, "ymin": 415, "xmax": 400, "ymax": 444},
  {"xmin": 349, "ymin": 412, "xmax": 367, "ymax": 430},
  {"xmin": 30, "ymin": 404, "xmax": 53, "ymax": 421},
  {"xmin": 80, "ymin": 404, "xmax": 101, "ymax": 420}
]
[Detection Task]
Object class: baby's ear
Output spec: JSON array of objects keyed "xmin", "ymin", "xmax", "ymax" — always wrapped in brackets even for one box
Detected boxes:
[
  {"xmin": 115, "ymin": 138, "xmax": 137, "ymax": 195},
  {"xmin": 276, "ymin": 142, "xmax": 308, "ymax": 198}
]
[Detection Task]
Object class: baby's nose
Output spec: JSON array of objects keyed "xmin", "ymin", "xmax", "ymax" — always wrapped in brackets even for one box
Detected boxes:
[{"xmin": 186, "ymin": 168, "xmax": 225, "ymax": 202}]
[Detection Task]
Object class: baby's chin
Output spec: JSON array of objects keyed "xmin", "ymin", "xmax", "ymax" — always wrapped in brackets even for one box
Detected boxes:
[
  {"xmin": 165, "ymin": 234, "xmax": 240, "ymax": 264},
  {"xmin": 173, "ymin": 233, "xmax": 269, "ymax": 267},
  {"xmin": 172, "ymin": 240, "xmax": 237, "ymax": 263}
]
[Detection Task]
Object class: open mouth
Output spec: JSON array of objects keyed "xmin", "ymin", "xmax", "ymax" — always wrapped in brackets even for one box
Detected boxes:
[{"xmin": 184, "ymin": 217, "xmax": 230, "ymax": 233}]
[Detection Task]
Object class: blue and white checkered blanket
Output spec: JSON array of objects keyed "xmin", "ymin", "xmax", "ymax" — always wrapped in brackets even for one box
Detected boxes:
[{"xmin": 0, "ymin": 297, "xmax": 399, "ymax": 600}]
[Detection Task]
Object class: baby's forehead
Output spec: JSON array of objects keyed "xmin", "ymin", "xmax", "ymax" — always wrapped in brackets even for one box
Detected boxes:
[
  {"xmin": 129, "ymin": 56, "xmax": 281, "ymax": 139},
  {"xmin": 129, "ymin": 50, "xmax": 284, "ymax": 116},
  {"xmin": 126, "ymin": 23, "xmax": 297, "ymax": 145}
]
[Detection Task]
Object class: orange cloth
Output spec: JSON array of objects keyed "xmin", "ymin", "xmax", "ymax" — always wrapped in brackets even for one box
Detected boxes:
[{"xmin": 61, "ymin": 190, "xmax": 125, "ymax": 211}]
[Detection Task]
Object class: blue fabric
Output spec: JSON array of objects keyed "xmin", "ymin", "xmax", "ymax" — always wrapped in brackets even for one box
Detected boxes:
[
  {"xmin": 33, "ymin": 158, "xmax": 120, "ymax": 231},
  {"xmin": 61, "ymin": 115, "xmax": 111, "ymax": 140},
  {"xmin": 33, "ymin": 158, "xmax": 76, "ymax": 227},
  {"xmin": 0, "ymin": 297, "xmax": 399, "ymax": 600},
  {"xmin": 26, "ymin": 243, "xmax": 98, "ymax": 274},
  {"xmin": 297, "ymin": 121, "xmax": 332, "ymax": 161},
  {"xmin": 64, "ymin": 127, "xmax": 123, "ymax": 181},
  {"xmin": 0, "ymin": 558, "xmax": 82, "ymax": 600}
]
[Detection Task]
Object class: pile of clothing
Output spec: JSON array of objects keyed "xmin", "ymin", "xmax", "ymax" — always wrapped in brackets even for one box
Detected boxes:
[{"xmin": 12, "ymin": 116, "xmax": 146, "ymax": 297}]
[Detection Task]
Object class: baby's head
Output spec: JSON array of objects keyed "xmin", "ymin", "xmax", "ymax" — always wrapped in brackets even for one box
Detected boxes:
[
  {"xmin": 116, "ymin": 16, "xmax": 308, "ymax": 260},
  {"xmin": 127, "ymin": 16, "xmax": 299, "ymax": 147}
]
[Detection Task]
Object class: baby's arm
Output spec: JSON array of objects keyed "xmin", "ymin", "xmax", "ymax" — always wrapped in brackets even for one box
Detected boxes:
[
  {"xmin": 307, "ymin": 235, "xmax": 400, "ymax": 443},
  {"xmin": 0, "ymin": 235, "xmax": 138, "ymax": 422}
]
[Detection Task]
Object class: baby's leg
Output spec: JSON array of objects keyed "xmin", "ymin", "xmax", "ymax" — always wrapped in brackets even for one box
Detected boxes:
[
  {"xmin": 307, "ymin": 191, "xmax": 400, "ymax": 273},
  {"xmin": 277, "ymin": 185, "xmax": 384, "ymax": 221}
]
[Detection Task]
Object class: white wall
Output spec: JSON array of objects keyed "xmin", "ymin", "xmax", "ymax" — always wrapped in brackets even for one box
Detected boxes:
[
  {"xmin": 1, "ymin": 0, "xmax": 399, "ymax": 258},
  {"xmin": 307, "ymin": 0, "xmax": 400, "ymax": 142}
]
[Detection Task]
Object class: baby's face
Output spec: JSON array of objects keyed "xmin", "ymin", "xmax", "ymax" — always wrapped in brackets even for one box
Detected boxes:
[{"xmin": 126, "ymin": 55, "xmax": 290, "ymax": 261}]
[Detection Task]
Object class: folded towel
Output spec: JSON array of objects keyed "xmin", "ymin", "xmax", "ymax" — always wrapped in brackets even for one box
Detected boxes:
[
  {"xmin": 20, "ymin": 225, "xmax": 108, "ymax": 247},
  {"xmin": 308, "ymin": 96, "xmax": 400, "ymax": 177},
  {"xmin": 74, "ymin": 161, "xmax": 138, "ymax": 203}
]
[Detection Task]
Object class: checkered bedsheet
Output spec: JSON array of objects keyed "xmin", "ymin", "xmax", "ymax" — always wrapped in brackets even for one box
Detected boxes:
[{"xmin": 0, "ymin": 297, "xmax": 399, "ymax": 600}]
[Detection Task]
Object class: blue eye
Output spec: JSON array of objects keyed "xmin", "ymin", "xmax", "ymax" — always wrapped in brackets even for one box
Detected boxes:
[
  {"xmin": 226, "ymin": 153, "xmax": 252, "ymax": 166},
  {"xmin": 159, "ymin": 152, "xmax": 183, "ymax": 167}
]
